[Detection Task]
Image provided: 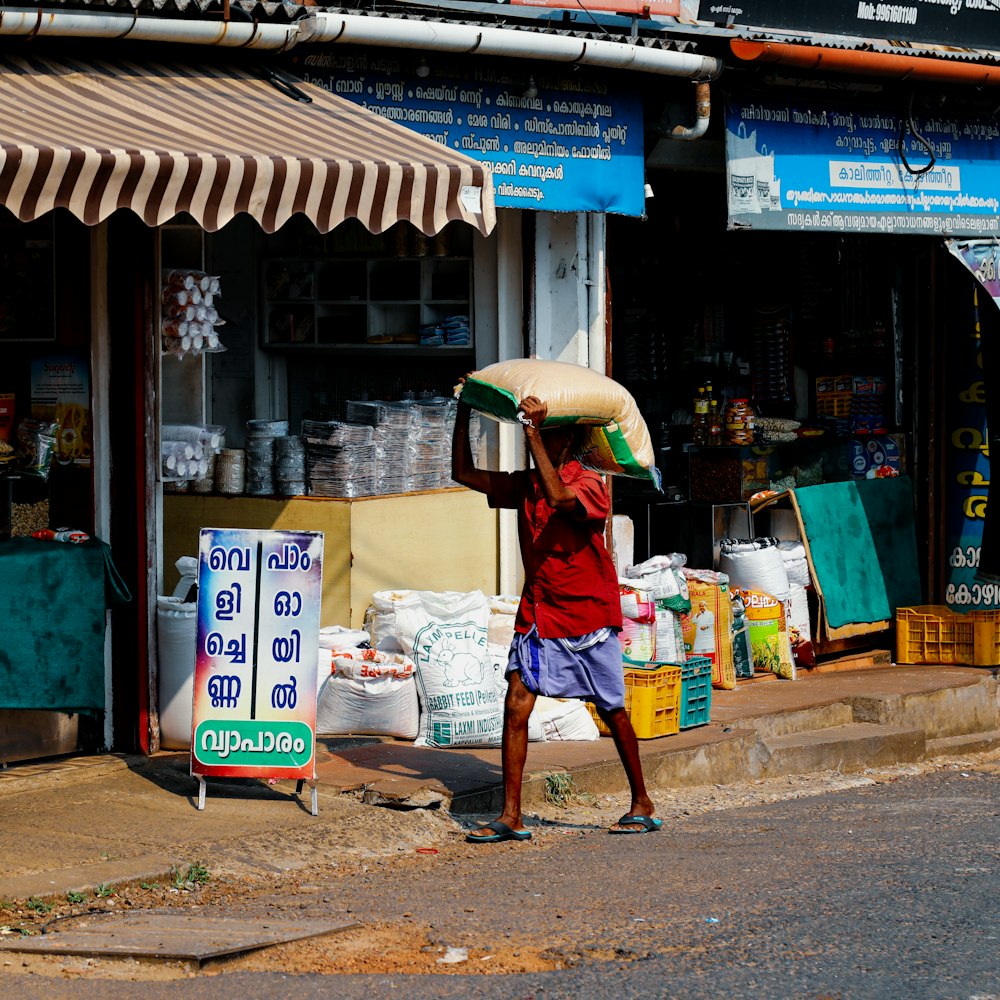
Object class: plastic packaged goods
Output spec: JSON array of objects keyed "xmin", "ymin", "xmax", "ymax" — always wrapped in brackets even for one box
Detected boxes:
[
  {"xmin": 305, "ymin": 441, "xmax": 376, "ymax": 497},
  {"xmin": 31, "ymin": 527, "xmax": 90, "ymax": 544},
  {"xmin": 15, "ymin": 419, "xmax": 58, "ymax": 480},
  {"xmin": 214, "ymin": 448, "xmax": 246, "ymax": 494},
  {"xmin": 160, "ymin": 270, "xmax": 225, "ymax": 360},
  {"xmin": 301, "ymin": 420, "xmax": 374, "ymax": 446},
  {"xmin": 275, "ymin": 435, "xmax": 307, "ymax": 496},
  {"xmin": 724, "ymin": 398, "xmax": 755, "ymax": 445}
]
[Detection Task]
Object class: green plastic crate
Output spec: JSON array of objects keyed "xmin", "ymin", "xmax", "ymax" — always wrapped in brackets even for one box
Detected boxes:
[{"xmin": 680, "ymin": 656, "xmax": 712, "ymax": 729}]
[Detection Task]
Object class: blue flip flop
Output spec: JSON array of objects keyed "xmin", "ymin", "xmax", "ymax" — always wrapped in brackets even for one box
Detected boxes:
[
  {"xmin": 466, "ymin": 820, "xmax": 532, "ymax": 844},
  {"xmin": 609, "ymin": 814, "xmax": 662, "ymax": 835}
]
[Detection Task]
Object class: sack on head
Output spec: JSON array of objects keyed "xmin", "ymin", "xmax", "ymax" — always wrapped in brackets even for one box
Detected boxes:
[{"xmin": 458, "ymin": 358, "xmax": 660, "ymax": 486}]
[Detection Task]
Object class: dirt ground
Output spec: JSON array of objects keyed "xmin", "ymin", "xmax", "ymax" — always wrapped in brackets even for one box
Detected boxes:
[{"xmin": 2, "ymin": 747, "xmax": 998, "ymax": 982}]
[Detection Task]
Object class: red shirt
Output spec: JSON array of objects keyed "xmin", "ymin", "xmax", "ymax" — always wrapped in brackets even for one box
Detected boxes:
[{"xmin": 487, "ymin": 460, "xmax": 622, "ymax": 639}]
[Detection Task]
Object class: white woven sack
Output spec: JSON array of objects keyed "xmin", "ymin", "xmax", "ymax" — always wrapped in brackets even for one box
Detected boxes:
[
  {"xmin": 719, "ymin": 538, "xmax": 790, "ymax": 601},
  {"xmin": 316, "ymin": 668, "xmax": 419, "ymax": 739},
  {"xmin": 392, "ymin": 590, "xmax": 502, "ymax": 748},
  {"xmin": 532, "ymin": 697, "xmax": 600, "ymax": 741}
]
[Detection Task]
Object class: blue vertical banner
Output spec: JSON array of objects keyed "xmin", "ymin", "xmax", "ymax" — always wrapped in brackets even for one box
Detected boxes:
[{"xmin": 943, "ymin": 241, "xmax": 996, "ymax": 608}]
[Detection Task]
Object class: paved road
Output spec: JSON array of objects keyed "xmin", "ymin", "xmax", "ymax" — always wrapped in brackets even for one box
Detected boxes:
[{"xmin": 11, "ymin": 762, "xmax": 1000, "ymax": 1000}]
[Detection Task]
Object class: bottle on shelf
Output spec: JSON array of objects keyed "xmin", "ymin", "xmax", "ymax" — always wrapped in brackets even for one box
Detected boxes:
[
  {"xmin": 692, "ymin": 385, "xmax": 709, "ymax": 446},
  {"xmin": 708, "ymin": 398, "xmax": 723, "ymax": 446}
]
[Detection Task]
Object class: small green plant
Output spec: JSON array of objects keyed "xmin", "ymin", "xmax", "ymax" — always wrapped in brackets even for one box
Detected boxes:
[
  {"xmin": 544, "ymin": 771, "xmax": 578, "ymax": 808},
  {"xmin": 172, "ymin": 862, "xmax": 210, "ymax": 889},
  {"xmin": 65, "ymin": 891, "xmax": 85, "ymax": 905},
  {"xmin": 94, "ymin": 883, "xmax": 115, "ymax": 899},
  {"xmin": 25, "ymin": 897, "xmax": 52, "ymax": 915},
  {"xmin": 0, "ymin": 900, "xmax": 13, "ymax": 912},
  {"xmin": 186, "ymin": 863, "xmax": 210, "ymax": 886},
  {"xmin": 139, "ymin": 882, "xmax": 158, "ymax": 891}
]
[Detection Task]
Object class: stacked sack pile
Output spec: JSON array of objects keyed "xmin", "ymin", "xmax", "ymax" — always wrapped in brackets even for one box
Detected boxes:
[
  {"xmin": 718, "ymin": 536, "xmax": 814, "ymax": 678},
  {"xmin": 618, "ymin": 555, "xmax": 740, "ymax": 692},
  {"xmin": 312, "ymin": 589, "xmax": 601, "ymax": 746}
]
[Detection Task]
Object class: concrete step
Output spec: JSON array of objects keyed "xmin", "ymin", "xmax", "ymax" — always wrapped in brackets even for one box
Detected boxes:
[
  {"xmin": 925, "ymin": 729, "xmax": 1000, "ymax": 758},
  {"xmin": 759, "ymin": 723, "xmax": 926, "ymax": 778}
]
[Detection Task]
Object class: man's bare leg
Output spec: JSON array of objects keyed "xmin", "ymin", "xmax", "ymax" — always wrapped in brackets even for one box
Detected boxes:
[
  {"xmin": 598, "ymin": 706, "xmax": 657, "ymax": 831},
  {"xmin": 466, "ymin": 670, "xmax": 537, "ymax": 840}
]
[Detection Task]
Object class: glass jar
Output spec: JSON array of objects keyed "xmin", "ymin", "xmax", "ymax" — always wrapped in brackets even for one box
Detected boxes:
[{"xmin": 725, "ymin": 398, "xmax": 755, "ymax": 445}]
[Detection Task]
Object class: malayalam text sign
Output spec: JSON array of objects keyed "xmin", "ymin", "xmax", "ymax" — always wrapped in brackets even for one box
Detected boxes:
[
  {"xmin": 191, "ymin": 528, "xmax": 324, "ymax": 780},
  {"xmin": 726, "ymin": 97, "xmax": 1000, "ymax": 236},
  {"xmin": 294, "ymin": 52, "xmax": 645, "ymax": 215}
]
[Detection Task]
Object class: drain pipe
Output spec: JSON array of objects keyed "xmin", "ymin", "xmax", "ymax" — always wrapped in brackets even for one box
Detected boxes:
[
  {"xmin": 669, "ymin": 78, "xmax": 712, "ymax": 140},
  {"xmin": 297, "ymin": 12, "xmax": 723, "ymax": 79},
  {"xmin": 0, "ymin": 8, "xmax": 298, "ymax": 49}
]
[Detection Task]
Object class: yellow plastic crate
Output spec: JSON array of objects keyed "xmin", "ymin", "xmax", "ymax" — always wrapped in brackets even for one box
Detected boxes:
[
  {"xmin": 895, "ymin": 605, "xmax": 1000, "ymax": 666},
  {"xmin": 587, "ymin": 663, "xmax": 682, "ymax": 739}
]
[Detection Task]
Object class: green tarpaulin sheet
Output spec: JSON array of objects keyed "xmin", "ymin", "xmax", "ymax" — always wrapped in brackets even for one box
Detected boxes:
[
  {"xmin": 0, "ymin": 537, "xmax": 130, "ymax": 713},
  {"xmin": 793, "ymin": 477, "xmax": 919, "ymax": 630}
]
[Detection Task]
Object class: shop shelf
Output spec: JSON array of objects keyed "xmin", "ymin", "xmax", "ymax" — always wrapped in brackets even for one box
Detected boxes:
[
  {"xmin": 680, "ymin": 656, "xmax": 713, "ymax": 729},
  {"xmin": 587, "ymin": 662, "xmax": 681, "ymax": 739},
  {"xmin": 895, "ymin": 605, "xmax": 1000, "ymax": 666}
]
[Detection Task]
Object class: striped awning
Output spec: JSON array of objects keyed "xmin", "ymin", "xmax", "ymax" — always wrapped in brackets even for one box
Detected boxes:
[{"xmin": 0, "ymin": 54, "xmax": 496, "ymax": 235}]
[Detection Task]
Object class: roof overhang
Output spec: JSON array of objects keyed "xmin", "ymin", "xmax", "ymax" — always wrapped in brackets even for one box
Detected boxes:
[{"xmin": 0, "ymin": 53, "xmax": 496, "ymax": 234}]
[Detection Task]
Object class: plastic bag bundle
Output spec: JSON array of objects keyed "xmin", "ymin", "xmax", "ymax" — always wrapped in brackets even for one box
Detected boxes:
[
  {"xmin": 458, "ymin": 358, "xmax": 659, "ymax": 486},
  {"xmin": 161, "ymin": 269, "xmax": 225, "ymax": 360},
  {"xmin": 244, "ymin": 420, "xmax": 288, "ymax": 497},
  {"xmin": 622, "ymin": 553, "xmax": 691, "ymax": 613},
  {"xmin": 301, "ymin": 420, "xmax": 374, "ymax": 447}
]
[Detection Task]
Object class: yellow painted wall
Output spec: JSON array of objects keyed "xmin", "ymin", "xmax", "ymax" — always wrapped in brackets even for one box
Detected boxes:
[
  {"xmin": 349, "ymin": 490, "xmax": 498, "ymax": 627},
  {"xmin": 162, "ymin": 489, "xmax": 498, "ymax": 629}
]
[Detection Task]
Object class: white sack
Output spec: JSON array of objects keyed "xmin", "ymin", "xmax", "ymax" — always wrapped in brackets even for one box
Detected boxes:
[
  {"xmin": 718, "ymin": 538, "xmax": 790, "ymax": 601},
  {"xmin": 532, "ymin": 697, "xmax": 600, "ymax": 741},
  {"xmin": 316, "ymin": 650, "xmax": 419, "ymax": 739},
  {"xmin": 392, "ymin": 590, "xmax": 502, "ymax": 748},
  {"xmin": 319, "ymin": 625, "xmax": 370, "ymax": 650}
]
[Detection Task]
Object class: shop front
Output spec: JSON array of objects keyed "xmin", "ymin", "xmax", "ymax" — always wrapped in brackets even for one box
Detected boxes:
[
  {"xmin": 611, "ymin": 37, "xmax": 1000, "ymax": 661},
  {"xmin": 0, "ymin": 47, "xmax": 496, "ymax": 760}
]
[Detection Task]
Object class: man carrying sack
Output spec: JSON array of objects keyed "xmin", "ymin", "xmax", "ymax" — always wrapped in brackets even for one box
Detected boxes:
[{"xmin": 452, "ymin": 390, "xmax": 660, "ymax": 842}]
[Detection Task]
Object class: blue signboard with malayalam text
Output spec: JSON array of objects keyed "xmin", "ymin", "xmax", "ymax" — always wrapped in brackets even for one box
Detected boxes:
[
  {"xmin": 726, "ymin": 97, "xmax": 1000, "ymax": 236},
  {"xmin": 293, "ymin": 52, "xmax": 645, "ymax": 216}
]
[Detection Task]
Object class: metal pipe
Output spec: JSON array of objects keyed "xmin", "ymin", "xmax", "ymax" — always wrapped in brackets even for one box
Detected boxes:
[
  {"xmin": 299, "ymin": 12, "xmax": 723, "ymax": 79},
  {"xmin": 669, "ymin": 78, "xmax": 711, "ymax": 141},
  {"xmin": 0, "ymin": 9, "xmax": 298, "ymax": 49},
  {"xmin": 731, "ymin": 38, "xmax": 1000, "ymax": 85}
]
